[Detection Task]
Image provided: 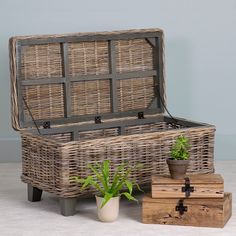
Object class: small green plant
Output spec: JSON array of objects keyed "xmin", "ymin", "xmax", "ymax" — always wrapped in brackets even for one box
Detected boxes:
[
  {"xmin": 72, "ymin": 160, "xmax": 143, "ymax": 208},
  {"xmin": 171, "ymin": 135, "xmax": 190, "ymax": 160}
]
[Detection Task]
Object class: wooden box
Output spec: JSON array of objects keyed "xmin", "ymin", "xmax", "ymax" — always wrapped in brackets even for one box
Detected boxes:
[
  {"xmin": 152, "ymin": 174, "xmax": 224, "ymax": 199},
  {"xmin": 9, "ymin": 29, "xmax": 216, "ymax": 216},
  {"xmin": 142, "ymin": 193, "xmax": 232, "ymax": 228}
]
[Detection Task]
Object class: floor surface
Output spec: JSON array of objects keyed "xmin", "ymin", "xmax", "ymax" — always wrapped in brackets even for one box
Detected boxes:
[{"xmin": 0, "ymin": 161, "xmax": 235, "ymax": 236}]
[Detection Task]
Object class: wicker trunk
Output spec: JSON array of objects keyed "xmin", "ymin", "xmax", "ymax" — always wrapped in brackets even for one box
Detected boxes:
[{"xmin": 9, "ymin": 29, "xmax": 216, "ymax": 215}]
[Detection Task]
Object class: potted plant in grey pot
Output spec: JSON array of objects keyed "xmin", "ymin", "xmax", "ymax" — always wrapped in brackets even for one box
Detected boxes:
[
  {"xmin": 72, "ymin": 160, "xmax": 142, "ymax": 222},
  {"xmin": 167, "ymin": 135, "xmax": 191, "ymax": 179}
]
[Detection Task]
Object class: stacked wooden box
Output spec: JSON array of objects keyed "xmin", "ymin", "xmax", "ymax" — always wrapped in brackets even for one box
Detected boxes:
[{"xmin": 142, "ymin": 174, "xmax": 232, "ymax": 228}]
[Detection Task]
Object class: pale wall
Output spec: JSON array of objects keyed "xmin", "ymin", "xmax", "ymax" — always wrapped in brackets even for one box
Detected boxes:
[{"xmin": 0, "ymin": 0, "xmax": 236, "ymax": 161}]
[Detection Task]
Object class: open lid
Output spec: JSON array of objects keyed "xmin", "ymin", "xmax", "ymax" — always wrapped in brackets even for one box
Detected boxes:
[{"xmin": 9, "ymin": 28, "xmax": 165, "ymax": 130}]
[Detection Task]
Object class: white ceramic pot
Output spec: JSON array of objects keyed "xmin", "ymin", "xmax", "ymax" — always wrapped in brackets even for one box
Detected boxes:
[{"xmin": 95, "ymin": 196, "xmax": 120, "ymax": 222}]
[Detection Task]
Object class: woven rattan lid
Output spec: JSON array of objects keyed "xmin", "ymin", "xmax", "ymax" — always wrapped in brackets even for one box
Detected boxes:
[{"xmin": 9, "ymin": 28, "xmax": 165, "ymax": 130}]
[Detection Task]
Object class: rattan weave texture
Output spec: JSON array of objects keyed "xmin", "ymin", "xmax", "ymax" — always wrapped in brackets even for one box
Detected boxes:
[
  {"xmin": 21, "ymin": 123, "xmax": 215, "ymax": 197},
  {"xmin": 9, "ymin": 28, "xmax": 215, "ymax": 198}
]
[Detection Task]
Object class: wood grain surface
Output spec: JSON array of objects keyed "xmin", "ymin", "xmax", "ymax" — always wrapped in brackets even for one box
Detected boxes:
[
  {"xmin": 152, "ymin": 174, "xmax": 224, "ymax": 198},
  {"xmin": 142, "ymin": 192, "xmax": 232, "ymax": 228}
]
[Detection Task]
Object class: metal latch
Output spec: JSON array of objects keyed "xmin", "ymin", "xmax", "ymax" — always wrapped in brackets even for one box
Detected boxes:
[
  {"xmin": 176, "ymin": 200, "xmax": 188, "ymax": 215},
  {"xmin": 138, "ymin": 112, "xmax": 144, "ymax": 119},
  {"xmin": 95, "ymin": 116, "xmax": 102, "ymax": 124},
  {"xmin": 182, "ymin": 177, "xmax": 194, "ymax": 197},
  {"xmin": 43, "ymin": 121, "xmax": 51, "ymax": 129}
]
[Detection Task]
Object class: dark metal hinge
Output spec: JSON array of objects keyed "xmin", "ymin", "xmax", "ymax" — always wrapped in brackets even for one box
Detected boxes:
[
  {"xmin": 95, "ymin": 116, "xmax": 102, "ymax": 124},
  {"xmin": 182, "ymin": 177, "xmax": 194, "ymax": 197},
  {"xmin": 138, "ymin": 112, "xmax": 144, "ymax": 119},
  {"xmin": 176, "ymin": 199, "xmax": 188, "ymax": 215},
  {"xmin": 43, "ymin": 121, "xmax": 51, "ymax": 129}
]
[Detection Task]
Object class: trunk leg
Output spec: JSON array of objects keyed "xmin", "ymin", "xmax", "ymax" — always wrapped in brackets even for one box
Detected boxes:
[
  {"xmin": 59, "ymin": 198, "xmax": 77, "ymax": 216},
  {"xmin": 27, "ymin": 184, "xmax": 42, "ymax": 202}
]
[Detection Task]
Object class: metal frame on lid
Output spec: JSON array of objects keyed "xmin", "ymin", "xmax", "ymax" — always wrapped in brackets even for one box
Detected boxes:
[{"xmin": 14, "ymin": 30, "xmax": 165, "ymax": 138}]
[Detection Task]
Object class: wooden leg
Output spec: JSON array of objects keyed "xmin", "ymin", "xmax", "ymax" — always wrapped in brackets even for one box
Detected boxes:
[
  {"xmin": 59, "ymin": 197, "xmax": 77, "ymax": 216},
  {"xmin": 27, "ymin": 183, "xmax": 42, "ymax": 202}
]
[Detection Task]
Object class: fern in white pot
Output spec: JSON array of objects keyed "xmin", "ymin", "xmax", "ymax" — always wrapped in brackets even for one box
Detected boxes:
[{"xmin": 72, "ymin": 160, "xmax": 143, "ymax": 222}]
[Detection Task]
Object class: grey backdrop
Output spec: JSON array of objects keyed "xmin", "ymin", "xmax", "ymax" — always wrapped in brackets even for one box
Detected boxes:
[{"xmin": 1, "ymin": 0, "xmax": 236, "ymax": 162}]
